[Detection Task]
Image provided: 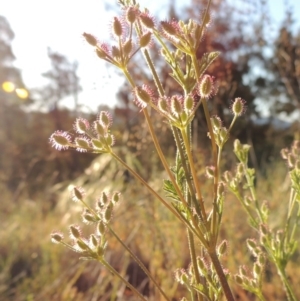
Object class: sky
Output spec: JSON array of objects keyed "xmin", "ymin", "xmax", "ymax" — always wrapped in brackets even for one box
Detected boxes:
[{"xmin": 1, "ymin": 0, "xmax": 300, "ymax": 113}]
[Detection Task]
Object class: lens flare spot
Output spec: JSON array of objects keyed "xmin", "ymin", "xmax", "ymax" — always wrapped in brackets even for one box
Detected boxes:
[
  {"xmin": 2, "ymin": 81, "xmax": 15, "ymax": 92},
  {"xmin": 16, "ymin": 88, "xmax": 29, "ymax": 99}
]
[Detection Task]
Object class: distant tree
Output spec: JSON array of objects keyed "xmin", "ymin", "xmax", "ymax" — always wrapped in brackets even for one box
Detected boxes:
[
  {"xmin": 39, "ymin": 48, "xmax": 81, "ymax": 112},
  {"xmin": 0, "ymin": 15, "xmax": 27, "ymax": 105},
  {"xmin": 272, "ymin": 15, "xmax": 300, "ymax": 117},
  {"xmin": 36, "ymin": 48, "xmax": 82, "ymax": 128}
]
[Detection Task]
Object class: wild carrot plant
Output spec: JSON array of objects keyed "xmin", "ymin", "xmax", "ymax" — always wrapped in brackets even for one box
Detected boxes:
[{"xmin": 50, "ymin": 0, "xmax": 300, "ymax": 300}]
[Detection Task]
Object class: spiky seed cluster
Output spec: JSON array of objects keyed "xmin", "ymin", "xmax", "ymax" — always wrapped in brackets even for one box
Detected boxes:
[
  {"xmin": 49, "ymin": 131, "xmax": 72, "ymax": 151},
  {"xmin": 51, "ymin": 232, "xmax": 64, "ymax": 244},
  {"xmin": 184, "ymin": 95, "xmax": 194, "ymax": 112},
  {"xmin": 52, "ymin": 189, "xmax": 122, "ymax": 260},
  {"xmin": 160, "ymin": 20, "xmax": 180, "ymax": 37},
  {"xmin": 139, "ymin": 12, "xmax": 155, "ymax": 29},
  {"xmin": 198, "ymin": 75, "xmax": 215, "ymax": 99},
  {"xmin": 72, "ymin": 186, "xmax": 86, "ymax": 202},
  {"xmin": 156, "ymin": 95, "xmax": 196, "ymax": 127},
  {"xmin": 125, "ymin": 6, "xmax": 139, "ymax": 24},
  {"xmin": 74, "ymin": 117, "xmax": 90, "ymax": 134},
  {"xmin": 49, "ymin": 111, "xmax": 115, "ymax": 154},
  {"xmin": 217, "ymin": 240, "xmax": 228, "ymax": 256},
  {"xmin": 170, "ymin": 95, "xmax": 183, "ymax": 117},
  {"xmin": 83, "ymin": 32, "xmax": 98, "ymax": 46},
  {"xmin": 139, "ymin": 31, "xmax": 152, "ymax": 48},
  {"xmin": 75, "ymin": 136, "xmax": 91, "ymax": 152},
  {"xmin": 231, "ymin": 97, "xmax": 246, "ymax": 116},
  {"xmin": 133, "ymin": 85, "xmax": 154, "ymax": 108},
  {"xmin": 112, "ymin": 17, "xmax": 124, "ymax": 38},
  {"xmin": 96, "ymin": 43, "xmax": 110, "ymax": 59},
  {"xmin": 69, "ymin": 225, "xmax": 82, "ymax": 239}
]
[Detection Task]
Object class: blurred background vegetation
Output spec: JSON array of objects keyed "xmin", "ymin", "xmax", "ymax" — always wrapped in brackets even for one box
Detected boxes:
[{"xmin": 1, "ymin": 0, "xmax": 299, "ymax": 300}]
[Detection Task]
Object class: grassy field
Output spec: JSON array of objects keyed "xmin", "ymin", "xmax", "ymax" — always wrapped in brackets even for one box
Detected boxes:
[{"xmin": 1, "ymin": 153, "xmax": 299, "ymax": 301}]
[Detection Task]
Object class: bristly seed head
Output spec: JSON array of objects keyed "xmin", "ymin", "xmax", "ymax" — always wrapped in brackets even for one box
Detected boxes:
[
  {"xmin": 139, "ymin": 31, "xmax": 152, "ymax": 48},
  {"xmin": 133, "ymin": 84, "xmax": 154, "ymax": 108},
  {"xmin": 170, "ymin": 95, "xmax": 184, "ymax": 117},
  {"xmin": 160, "ymin": 20, "xmax": 180, "ymax": 38},
  {"xmin": 96, "ymin": 43, "xmax": 110, "ymax": 59},
  {"xmin": 69, "ymin": 224, "xmax": 82, "ymax": 239},
  {"xmin": 184, "ymin": 95, "xmax": 195, "ymax": 112},
  {"xmin": 125, "ymin": 6, "xmax": 139, "ymax": 24},
  {"xmin": 74, "ymin": 117, "xmax": 90, "ymax": 134},
  {"xmin": 198, "ymin": 75, "xmax": 215, "ymax": 99},
  {"xmin": 139, "ymin": 12, "xmax": 155, "ymax": 29},
  {"xmin": 83, "ymin": 32, "xmax": 98, "ymax": 46},
  {"xmin": 72, "ymin": 186, "xmax": 86, "ymax": 202},
  {"xmin": 231, "ymin": 97, "xmax": 246, "ymax": 116},
  {"xmin": 98, "ymin": 111, "xmax": 112, "ymax": 128},
  {"xmin": 112, "ymin": 17, "xmax": 124, "ymax": 38},
  {"xmin": 51, "ymin": 231, "xmax": 64, "ymax": 244},
  {"xmin": 75, "ymin": 137, "xmax": 90, "ymax": 152},
  {"xmin": 49, "ymin": 130, "xmax": 72, "ymax": 150}
]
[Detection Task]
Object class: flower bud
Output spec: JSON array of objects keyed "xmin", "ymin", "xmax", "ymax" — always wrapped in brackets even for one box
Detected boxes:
[
  {"xmin": 76, "ymin": 239, "xmax": 90, "ymax": 251},
  {"xmin": 94, "ymin": 121, "xmax": 107, "ymax": 137},
  {"xmin": 139, "ymin": 31, "xmax": 152, "ymax": 48},
  {"xmin": 139, "ymin": 12, "xmax": 155, "ymax": 29},
  {"xmin": 158, "ymin": 98, "xmax": 169, "ymax": 113},
  {"xmin": 75, "ymin": 137, "xmax": 90, "ymax": 152},
  {"xmin": 92, "ymin": 138, "xmax": 103, "ymax": 150},
  {"xmin": 170, "ymin": 95, "xmax": 183, "ymax": 117},
  {"xmin": 112, "ymin": 17, "xmax": 123, "ymax": 37},
  {"xmin": 231, "ymin": 98, "xmax": 246, "ymax": 116},
  {"xmin": 134, "ymin": 85, "xmax": 154, "ymax": 108},
  {"xmin": 126, "ymin": 6, "xmax": 139, "ymax": 24},
  {"xmin": 74, "ymin": 117, "xmax": 90, "ymax": 134},
  {"xmin": 49, "ymin": 131, "xmax": 72, "ymax": 150},
  {"xmin": 160, "ymin": 20, "xmax": 179, "ymax": 37},
  {"xmin": 70, "ymin": 225, "xmax": 82, "ymax": 239},
  {"xmin": 51, "ymin": 232, "xmax": 64, "ymax": 244},
  {"xmin": 217, "ymin": 240, "xmax": 228, "ymax": 256},
  {"xmin": 97, "ymin": 221, "xmax": 106, "ymax": 236},
  {"xmin": 198, "ymin": 75, "xmax": 214, "ymax": 99},
  {"xmin": 83, "ymin": 32, "xmax": 98, "ymax": 46},
  {"xmin": 112, "ymin": 192, "xmax": 120, "ymax": 204},
  {"xmin": 98, "ymin": 111, "xmax": 112, "ymax": 128},
  {"xmin": 111, "ymin": 46, "xmax": 121, "ymax": 59},
  {"xmin": 90, "ymin": 234, "xmax": 98, "ymax": 248},
  {"xmin": 253, "ymin": 262, "xmax": 262, "ymax": 279},
  {"xmin": 72, "ymin": 186, "xmax": 85, "ymax": 202},
  {"xmin": 104, "ymin": 203, "xmax": 114, "ymax": 222},
  {"xmin": 184, "ymin": 95, "xmax": 194, "ymax": 111},
  {"xmin": 123, "ymin": 39, "xmax": 133, "ymax": 56}
]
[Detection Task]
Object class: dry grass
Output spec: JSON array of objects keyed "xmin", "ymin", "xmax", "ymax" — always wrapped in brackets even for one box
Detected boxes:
[{"xmin": 1, "ymin": 154, "xmax": 299, "ymax": 301}]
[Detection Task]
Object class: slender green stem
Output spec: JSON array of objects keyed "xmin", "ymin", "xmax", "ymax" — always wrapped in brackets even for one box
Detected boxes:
[
  {"xmin": 242, "ymin": 163, "xmax": 264, "ymax": 223},
  {"xmin": 256, "ymin": 292, "xmax": 267, "ymax": 301},
  {"xmin": 111, "ymin": 152, "xmax": 182, "ymax": 221},
  {"xmin": 142, "ymin": 49, "xmax": 164, "ymax": 97},
  {"xmin": 108, "ymin": 225, "xmax": 171, "ymax": 301},
  {"xmin": 172, "ymin": 127, "xmax": 202, "ymax": 218},
  {"xmin": 187, "ymin": 229, "xmax": 203, "ymax": 301},
  {"xmin": 181, "ymin": 128, "xmax": 207, "ymax": 221},
  {"xmin": 208, "ymin": 249, "xmax": 235, "ymax": 301},
  {"xmin": 100, "ymin": 259, "xmax": 148, "ymax": 301},
  {"xmin": 276, "ymin": 264, "xmax": 297, "ymax": 301}
]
